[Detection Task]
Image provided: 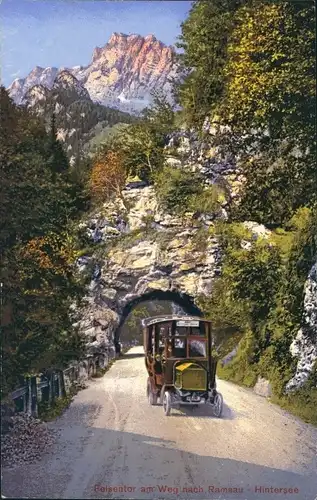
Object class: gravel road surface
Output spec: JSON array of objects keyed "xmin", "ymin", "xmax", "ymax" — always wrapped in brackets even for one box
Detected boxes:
[{"xmin": 2, "ymin": 346, "xmax": 317, "ymax": 500}]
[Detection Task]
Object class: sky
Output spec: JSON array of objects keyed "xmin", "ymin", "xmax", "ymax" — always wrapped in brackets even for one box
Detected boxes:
[{"xmin": 1, "ymin": 0, "xmax": 192, "ymax": 87}]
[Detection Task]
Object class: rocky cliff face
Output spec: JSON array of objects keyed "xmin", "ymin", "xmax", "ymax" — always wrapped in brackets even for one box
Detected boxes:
[
  {"xmin": 286, "ymin": 260, "xmax": 317, "ymax": 391},
  {"xmin": 75, "ymin": 184, "xmax": 222, "ymax": 354},
  {"xmin": 165, "ymin": 125, "xmax": 245, "ymax": 208},
  {"xmin": 7, "ymin": 33, "xmax": 176, "ymax": 114},
  {"xmin": 73, "ymin": 131, "xmax": 259, "ymax": 355},
  {"xmin": 8, "ymin": 66, "xmax": 58, "ymax": 105}
]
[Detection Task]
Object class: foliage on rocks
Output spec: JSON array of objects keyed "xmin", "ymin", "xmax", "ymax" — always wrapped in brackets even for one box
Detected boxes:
[
  {"xmin": 222, "ymin": 2, "xmax": 315, "ymax": 225},
  {"xmin": 154, "ymin": 163, "xmax": 225, "ymax": 216},
  {"xmin": 200, "ymin": 208, "xmax": 317, "ymax": 423},
  {"xmin": 90, "ymin": 150, "xmax": 126, "ymax": 204},
  {"xmin": 96, "ymin": 91, "xmax": 175, "ymax": 183},
  {"xmin": 154, "ymin": 167, "xmax": 203, "ymax": 214},
  {"xmin": 174, "ymin": 0, "xmax": 243, "ymax": 127},
  {"xmin": 175, "ymin": 0, "xmax": 316, "ymax": 424}
]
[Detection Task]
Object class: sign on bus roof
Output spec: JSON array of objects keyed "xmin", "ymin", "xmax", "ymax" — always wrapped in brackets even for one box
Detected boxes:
[
  {"xmin": 176, "ymin": 319, "xmax": 200, "ymax": 327},
  {"xmin": 141, "ymin": 315, "xmax": 211, "ymax": 327}
]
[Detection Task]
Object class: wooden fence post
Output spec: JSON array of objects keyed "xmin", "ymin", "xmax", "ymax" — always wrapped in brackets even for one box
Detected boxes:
[
  {"xmin": 22, "ymin": 378, "xmax": 27, "ymax": 413},
  {"xmin": 41, "ymin": 375, "xmax": 49, "ymax": 404},
  {"xmin": 30, "ymin": 376, "xmax": 38, "ymax": 418},
  {"xmin": 56, "ymin": 373, "xmax": 60, "ymax": 398},
  {"xmin": 26, "ymin": 377, "xmax": 32, "ymax": 416},
  {"xmin": 49, "ymin": 373, "xmax": 55, "ymax": 405},
  {"xmin": 60, "ymin": 371, "xmax": 66, "ymax": 398}
]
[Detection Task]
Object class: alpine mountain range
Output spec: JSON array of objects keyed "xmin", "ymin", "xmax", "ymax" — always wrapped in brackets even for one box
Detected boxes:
[{"xmin": 7, "ymin": 32, "xmax": 177, "ymax": 114}]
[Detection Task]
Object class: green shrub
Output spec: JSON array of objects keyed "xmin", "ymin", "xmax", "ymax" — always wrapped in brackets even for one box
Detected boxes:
[
  {"xmin": 38, "ymin": 390, "xmax": 76, "ymax": 421},
  {"xmin": 272, "ymin": 383, "xmax": 317, "ymax": 426},
  {"xmin": 154, "ymin": 167, "xmax": 203, "ymax": 214},
  {"xmin": 189, "ymin": 185, "xmax": 225, "ymax": 214},
  {"xmin": 206, "ymin": 208, "xmax": 317, "ymax": 424},
  {"xmin": 154, "ymin": 167, "xmax": 228, "ymax": 217}
]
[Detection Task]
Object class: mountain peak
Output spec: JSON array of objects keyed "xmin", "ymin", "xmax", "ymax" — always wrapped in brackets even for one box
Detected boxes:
[
  {"xmin": 7, "ymin": 32, "xmax": 176, "ymax": 113},
  {"xmin": 144, "ymin": 34, "xmax": 157, "ymax": 42},
  {"xmin": 28, "ymin": 66, "xmax": 45, "ymax": 79},
  {"xmin": 55, "ymin": 69, "xmax": 78, "ymax": 82},
  {"xmin": 108, "ymin": 32, "xmax": 129, "ymax": 44},
  {"xmin": 53, "ymin": 70, "xmax": 90, "ymax": 100}
]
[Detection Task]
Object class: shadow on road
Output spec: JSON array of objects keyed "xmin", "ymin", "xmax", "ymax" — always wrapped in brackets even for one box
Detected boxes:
[
  {"xmin": 2, "ymin": 405, "xmax": 316, "ymax": 500},
  {"xmin": 120, "ymin": 352, "xmax": 145, "ymax": 359},
  {"xmin": 169, "ymin": 401, "xmax": 236, "ymax": 420}
]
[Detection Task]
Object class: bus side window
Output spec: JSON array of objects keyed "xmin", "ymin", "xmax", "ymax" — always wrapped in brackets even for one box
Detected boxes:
[{"xmin": 151, "ymin": 327, "xmax": 156, "ymax": 355}]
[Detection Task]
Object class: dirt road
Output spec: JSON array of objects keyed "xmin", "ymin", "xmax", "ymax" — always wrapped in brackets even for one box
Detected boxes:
[{"xmin": 2, "ymin": 346, "xmax": 317, "ymax": 500}]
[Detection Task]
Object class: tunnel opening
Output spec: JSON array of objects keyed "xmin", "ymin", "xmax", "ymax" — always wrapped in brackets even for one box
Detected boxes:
[{"xmin": 114, "ymin": 290, "xmax": 203, "ymax": 353}]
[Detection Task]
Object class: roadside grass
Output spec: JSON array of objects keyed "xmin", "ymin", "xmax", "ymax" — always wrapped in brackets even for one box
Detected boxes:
[
  {"xmin": 217, "ymin": 363, "xmax": 258, "ymax": 388},
  {"xmin": 38, "ymin": 387, "xmax": 78, "ymax": 421},
  {"xmin": 92, "ymin": 358, "xmax": 116, "ymax": 378},
  {"xmin": 270, "ymin": 390, "xmax": 317, "ymax": 426},
  {"xmin": 38, "ymin": 351, "xmax": 131, "ymax": 421},
  {"xmin": 217, "ymin": 366, "xmax": 317, "ymax": 426}
]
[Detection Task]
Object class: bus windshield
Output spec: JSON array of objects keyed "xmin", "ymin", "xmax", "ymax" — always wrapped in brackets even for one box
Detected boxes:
[
  {"xmin": 188, "ymin": 339, "xmax": 206, "ymax": 357},
  {"xmin": 174, "ymin": 327, "xmax": 205, "ymax": 336}
]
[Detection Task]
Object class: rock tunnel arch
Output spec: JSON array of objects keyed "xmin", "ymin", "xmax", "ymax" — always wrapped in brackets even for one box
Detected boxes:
[
  {"xmin": 80, "ymin": 209, "xmax": 221, "ymax": 357},
  {"xmin": 114, "ymin": 289, "xmax": 203, "ymax": 351}
]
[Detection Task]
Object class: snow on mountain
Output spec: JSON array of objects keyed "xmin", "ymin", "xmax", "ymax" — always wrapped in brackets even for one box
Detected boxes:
[
  {"xmin": 7, "ymin": 33, "xmax": 177, "ymax": 113},
  {"xmin": 8, "ymin": 67, "xmax": 58, "ymax": 105}
]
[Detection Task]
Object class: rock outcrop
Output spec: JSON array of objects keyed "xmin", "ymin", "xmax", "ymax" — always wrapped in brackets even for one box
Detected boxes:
[
  {"xmin": 165, "ymin": 126, "xmax": 245, "ymax": 205},
  {"xmin": 75, "ymin": 184, "xmax": 222, "ymax": 352},
  {"xmin": 8, "ymin": 66, "xmax": 58, "ymax": 105},
  {"xmin": 286, "ymin": 260, "xmax": 317, "ymax": 391},
  {"xmin": 253, "ymin": 377, "xmax": 272, "ymax": 398},
  {"xmin": 74, "ymin": 127, "xmax": 271, "ymax": 353},
  {"xmin": 7, "ymin": 33, "xmax": 176, "ymax": 114}
]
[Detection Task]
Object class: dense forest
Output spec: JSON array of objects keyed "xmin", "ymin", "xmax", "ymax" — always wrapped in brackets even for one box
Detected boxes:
[
  {"xmin": 1, "ymin": 0, "xmax": 316, "ymax": 423},
  {"xmin": 0, "ymin": 88, "xmax": 90, "ymax": 394}
]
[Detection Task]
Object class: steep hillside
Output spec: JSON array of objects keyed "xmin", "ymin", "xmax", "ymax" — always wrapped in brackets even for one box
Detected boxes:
[{"xmin": 21, "ymin": 69, "xmax": 135, "ymax": 161}]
